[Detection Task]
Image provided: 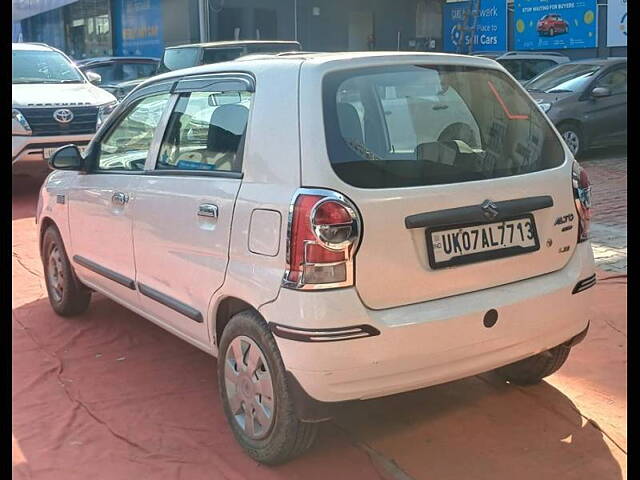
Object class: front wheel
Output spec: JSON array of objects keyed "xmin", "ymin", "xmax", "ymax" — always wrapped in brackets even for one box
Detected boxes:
[
  {"xmin": 42, "ymin": 226, "xmax": 91, "ymax": 316},
  {"xmin": 494, "ymin": 344, "xmax": 571, "ymax": 385},
  {"xmin": 217, "ymin": 310, "xmax": 318, "ymax": 464}
]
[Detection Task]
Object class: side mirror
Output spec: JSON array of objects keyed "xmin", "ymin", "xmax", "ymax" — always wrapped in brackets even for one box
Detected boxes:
[
  {"xmin": 591, "ymin": 86, "xmax": 611, "ymax": 98},
  {"xmin": 49, "ymin": 145, "xmax": 84, "ymax": 170},
  {"xmin": 86, "ymin": 71, "xmax": 102, "ymax": 85}
]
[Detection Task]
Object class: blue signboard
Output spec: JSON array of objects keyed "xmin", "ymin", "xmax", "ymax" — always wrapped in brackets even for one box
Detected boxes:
[
  {"xmin": 443, "ymin": 0, "xmax": 507, "ymax": 53},
  {"xmin": 514, "ymin": 0, "xmax": 597, "ymax": 50},
  {"xmin": 113, "ymin": 0, "xmax": 164, "ymax": 57}
]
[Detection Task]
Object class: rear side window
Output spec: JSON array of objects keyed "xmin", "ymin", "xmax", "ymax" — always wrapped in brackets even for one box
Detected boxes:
[
  {"xmin": 323, "ymin": 65, "xmax": 564, "ymax": 188},
  {"xmin": 156, "ymin": 90, "xmax": 251, "ymax": 173}
]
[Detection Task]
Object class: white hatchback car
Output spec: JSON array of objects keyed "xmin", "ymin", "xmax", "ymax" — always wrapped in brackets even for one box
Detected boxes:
[{"xmin": 37, "ymin": 52, "xmax": 595, "ymax": 464}]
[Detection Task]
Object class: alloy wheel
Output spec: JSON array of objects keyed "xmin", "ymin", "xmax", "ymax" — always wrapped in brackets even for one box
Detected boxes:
[
  {"xmin": 224, "ymin": 335, "xmax": 275, "ymax": 440},
  {"xmin": 47, "ymin": 244, "xmax": 64, "ymax": 303},
  {"xmin": 562, "ymin": 130, "xmax": 580, "ymax": 156}
]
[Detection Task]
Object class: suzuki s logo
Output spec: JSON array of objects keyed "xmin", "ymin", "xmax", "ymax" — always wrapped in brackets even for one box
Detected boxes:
[
  {"xmin": 53, "ymin": 108, "xmax": 74, "ymax": 124},
  {"xmin": 481, "ymin": 199, "xmax": 499, "ymax": 220}
]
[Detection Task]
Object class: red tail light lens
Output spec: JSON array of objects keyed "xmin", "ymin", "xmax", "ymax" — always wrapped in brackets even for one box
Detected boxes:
[
  {"xmin": 284, "ymin": 190, "xmax": 361, "ymax": 289},
  {"xmin": 572, "ymin": 160, "xmax": 592, "ymax": 243}
]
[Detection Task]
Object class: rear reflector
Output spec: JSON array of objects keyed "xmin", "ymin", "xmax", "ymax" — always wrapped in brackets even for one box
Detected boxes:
[
  {"xmin": 270, "ymin": 323, "xmax": 380, "ymax": 342},
  {"xmin": 572, "ymin": 274, "xmax": 596, "ymax": 294}
]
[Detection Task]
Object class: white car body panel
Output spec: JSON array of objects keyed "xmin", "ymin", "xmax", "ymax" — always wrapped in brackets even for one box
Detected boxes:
[{"xmin": 36, "ymin": 52, "xmax": 595, "ymax": 404}]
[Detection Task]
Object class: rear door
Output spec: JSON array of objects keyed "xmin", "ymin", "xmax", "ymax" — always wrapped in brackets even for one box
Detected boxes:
[
  {"xmin": 131, "ymin": 75, "xmax": 252, "ymax": 344},
  {"xmin": 301, "ymin": 59, "xmax": 578, "ymax": 310}
]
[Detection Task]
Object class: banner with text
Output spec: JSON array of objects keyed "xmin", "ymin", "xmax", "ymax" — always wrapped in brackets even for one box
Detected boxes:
[
  {"xmin": 443, "ymin": 0, "xmax": 507, "ymax": 53},
  {"xmin": 607, "ymin": 0, "xmax": 627, "ymax": 47},
  {"xmin": 514, "ymin": 0, "xmax": 597, "ymax": 50},
  {"xmin": 113, "ymin": 0, "xmax": 164, "ymax": 58}
]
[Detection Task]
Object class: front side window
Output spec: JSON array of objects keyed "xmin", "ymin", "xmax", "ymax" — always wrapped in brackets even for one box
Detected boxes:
[
  {"xmin": 156, "ymin": 90, "xmax": 251, "ymax": 173},
  {"xmin": 596, "ymin": 67, "xmax": 627, "ymax": 95},
  {"xmin": 85, "ymin": 64, "xmax": 115, "ymax": 83},
  {"xmin": 97, "ymin": 93, "xmax": 170, "ymax": 171},
  {"xmin": 12, "ymin": 50, "xmax": 84, "ymax": 84},
  {"xmin": 323, "ymin": 65, "xmax": 564, "ymax": 188},
  {"xmin": 160, "ymin": 47, "xmax": 200, "ymax": 72}
]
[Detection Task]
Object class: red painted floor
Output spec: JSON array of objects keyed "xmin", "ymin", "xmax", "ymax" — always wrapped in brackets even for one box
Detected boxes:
[{"xmin": 13, "ymin": 167, "xmax": 626, "ymax": 479}]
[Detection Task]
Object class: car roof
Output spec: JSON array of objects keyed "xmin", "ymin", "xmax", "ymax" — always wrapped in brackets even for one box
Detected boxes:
[
  {"xmin": 165, "ymin": 40, "xmax": 301, "ymax": 50},
  {"xmin": 567, "ymin": 57, "xmax": 626, "ymax": 65},
  {"xmin": 12, "ymin": 42, "xmax": 56, "ymax": 51},
  {"xmin": 143, "ymin": 51, "xmax": 500, "ymax": 86},
  {"xmin": 77, "ymin": 56, "xmax": 159, "ymax": 65},
  {"xmin": 497, "ymin": 51, "xmax": 570, "ymax": 60}
]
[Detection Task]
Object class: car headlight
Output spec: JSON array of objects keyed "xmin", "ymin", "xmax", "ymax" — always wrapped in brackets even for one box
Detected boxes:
[
  {"xmin": 12, "ymin": 108, "xmax": 32, "ymax": 135},
  {"xmin": 538, "ymin": 102, "xmax": 552, "ymax": 113},
  {"xmin": 96, "ymin": 101, "xmax": 118, "ymax": 129}
]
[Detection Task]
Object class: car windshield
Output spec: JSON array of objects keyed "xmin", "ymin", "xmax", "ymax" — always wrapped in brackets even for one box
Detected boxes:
[
  {"xmin": 12, "ymin": 49, "xmax": 84, "ymax": 84},
  {"xmin": 526, "ymin": 63, "xmax": 600, "ymax": 93},
  {"xmin": 323, "ymin": 65, "xmax": 564, "ymax": 188}
]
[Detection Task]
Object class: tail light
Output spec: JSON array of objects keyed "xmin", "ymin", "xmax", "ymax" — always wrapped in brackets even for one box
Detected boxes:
[
  {"xmin": 572, "ymin": 160, "xmax": 592, "ymax": 243},
  {"xmin": 283, "ymin": 188, "xmax": 361, "ymax": 290}
]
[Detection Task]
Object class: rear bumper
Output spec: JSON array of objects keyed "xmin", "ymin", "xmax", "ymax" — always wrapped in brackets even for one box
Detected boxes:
[
  {"xmin": 12, "ymin": 134, "xmax": 93, "ymax": 164},
  {"xmin": 260, "ymin": 242, "xmax": 595, "ymax": 406}
]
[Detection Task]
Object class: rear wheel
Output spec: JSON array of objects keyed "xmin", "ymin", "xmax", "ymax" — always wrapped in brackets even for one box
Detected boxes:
[
  {"xmin": 558, "ymin": 122, "xmax": 584, "ymax": 157},
  {"xmin": 217, "ymin": 310, "xmax": 318, "ymax": 464},
  {"xmin": 42, "ymin": 226, "xmax": 91, "ymax": 316},
  {"xmin": 494, "ymin": 344, "xmax": 571, "ymax": 385}
]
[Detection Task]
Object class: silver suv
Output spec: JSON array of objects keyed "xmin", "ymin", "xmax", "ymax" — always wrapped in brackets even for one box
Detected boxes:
[
  {"xmin": 496, "ymin": 51, "xmax": 570, "ymax": 84},
  {"xmin": 12, "ymin": 43, "xmax": 117, "ymax": 174}
]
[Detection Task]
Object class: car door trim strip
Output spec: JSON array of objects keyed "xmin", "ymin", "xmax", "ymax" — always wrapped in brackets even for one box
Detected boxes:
[
  {"xmin": 405, "ymin": 195, "xmax": 554, "ymax": 229},
  {"xmin": 72, "ymin": 255, "xmax": 136, "ymax": 290},
  {"xmin": 137, "ymin": 283, "xmax": 204, "ymax": 323}
]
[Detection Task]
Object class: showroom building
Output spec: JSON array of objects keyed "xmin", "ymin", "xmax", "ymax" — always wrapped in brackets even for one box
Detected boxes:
[{"xmin": 12, "ymin": 0, "xmax": 626, "ymax": 60}]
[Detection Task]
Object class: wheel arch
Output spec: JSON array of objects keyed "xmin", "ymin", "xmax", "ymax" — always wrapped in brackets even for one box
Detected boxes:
[
  {"xmin": 39, "ymin": 216, "xmax": 58, "ymax": 256},
  {"xmin": 212, "ymin": 296, "xmax": 259, "ymax": 348}
]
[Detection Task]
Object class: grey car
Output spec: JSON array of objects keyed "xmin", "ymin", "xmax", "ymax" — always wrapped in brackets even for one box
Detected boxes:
[{"xmin": 526, "ymin": 57, "xmax": 627, "ymax": 157}]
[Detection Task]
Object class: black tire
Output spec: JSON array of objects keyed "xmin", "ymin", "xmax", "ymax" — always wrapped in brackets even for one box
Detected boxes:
[
  {"xmin": 41, "ymin": 226, "xmax": 91, "ymax": 317},
  {"xmin": 494, "ymin": 344, "xmax": 571, "ymax": 385},
  {"xmin": 217, "ymin": 310, "xmax": 318, "ymax": 464},
  {"xmin": 557, "ymin": 122, "xmax": 585, "ymax": 158}
]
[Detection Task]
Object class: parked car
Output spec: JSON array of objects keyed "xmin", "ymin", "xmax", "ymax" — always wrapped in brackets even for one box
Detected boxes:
[
  {"xmin": 537, "ymin": 14, "xmax": 569, "ymax": 36},
  {"xmin": 12, "ymin": 43, "xmax": 117, "ymax": 174},
  {"xmin": 38, "ymin": 52, "xmax": 595, "ymax": 464},
  {"xmin": 76, "ymin": 56, "xmax": 159, "ymax": 100},
  {"xmin": 158, "ymin": 40, "xmax": 301, "ymax": 73},
  {"xmin": 527, "ymin": 57, "xmax": 627, "ymax": 157},
  {"xmin": 496, "ymin": 51, "xmax": 570, "ymax": 84}
]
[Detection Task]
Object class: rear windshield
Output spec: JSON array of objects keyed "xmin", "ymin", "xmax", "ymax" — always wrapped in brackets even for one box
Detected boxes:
[
  {"xmin": 159, "ymin": 47, "xmax": 200, "ymax": 73},
  {"xmin": 323, "ymin": 65, "xmax": 565, "ymax": 188}
]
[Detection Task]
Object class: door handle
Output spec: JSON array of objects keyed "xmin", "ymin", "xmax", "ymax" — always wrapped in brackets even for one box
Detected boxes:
[
  {"xmin": 112, "ymin": 192, "xmax": 129, "ymax": 206},
  {"xmin": 198, "ymin": 203, "xmax": 218, "ymax": 218}
]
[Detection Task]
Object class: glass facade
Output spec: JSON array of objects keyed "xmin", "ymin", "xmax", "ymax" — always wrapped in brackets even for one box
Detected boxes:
[{"xmin": 21, "ymin": 0, "xmax": 113, "ymax": 59}]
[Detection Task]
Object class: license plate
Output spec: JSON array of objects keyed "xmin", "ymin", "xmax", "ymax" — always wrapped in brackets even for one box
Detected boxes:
[
  {"xmin": 426, "ymin": 214, "xmax": 540, "ymax": 269},
  {"xmin": 44, "ymin": 145, "xmax": 86, "ymax": 159}
]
